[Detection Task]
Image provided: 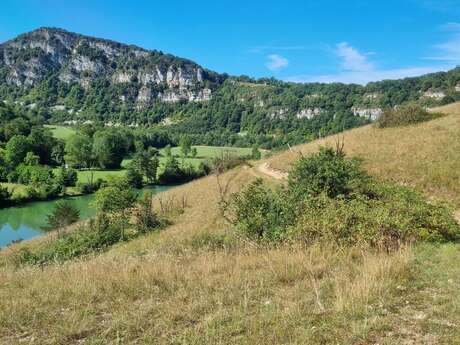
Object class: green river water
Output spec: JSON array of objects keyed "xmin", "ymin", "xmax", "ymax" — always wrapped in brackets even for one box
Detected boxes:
[{"xmin": 0, "ymin": 185, "xmax": 173, "ymax": 248}]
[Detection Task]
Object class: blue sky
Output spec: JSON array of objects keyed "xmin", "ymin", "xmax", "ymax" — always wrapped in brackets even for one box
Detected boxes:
[{"xmin": 1, "ymin": 0, "xmax": 459, "ymax": 84}]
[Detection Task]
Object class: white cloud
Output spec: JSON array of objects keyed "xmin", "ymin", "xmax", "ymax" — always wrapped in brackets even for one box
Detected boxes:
[
  {"xmin": 285, "ymin": 41, "xmax": 454, "ymax": 84},
  {"xmin": 336, "ymin": 42, "xmax": 374, "ymax": 72},
  {"xmin": 425, "ymin": 23, "xmax": 460, "ymax": 62},
  {"xmin": 265, "ymin": 54, "xmax": 289, "ymax": 71}
]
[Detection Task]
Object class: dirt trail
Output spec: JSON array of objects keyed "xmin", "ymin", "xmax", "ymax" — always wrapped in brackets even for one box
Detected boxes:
[{"xmin": 257, "ymin": 162, "xmax": 288, "ymax": 180}]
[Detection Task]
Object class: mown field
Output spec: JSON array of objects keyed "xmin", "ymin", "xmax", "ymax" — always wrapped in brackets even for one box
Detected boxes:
[
  {"xmin": 1, "ymin": 106, "xmax": 459, "ymax": 344},
  {"xmin": 44, "ymin": 125, "xmax": 76, "ymax": 141}
]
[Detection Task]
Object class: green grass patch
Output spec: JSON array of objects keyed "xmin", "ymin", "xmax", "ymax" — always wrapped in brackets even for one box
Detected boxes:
[
  {"xmin": 159, "ymin": 145, "xmax": 254, "ymax": 168},
  {"xmin": 44, "ymin": 125, "xmax": 76, "ymax": 141}
]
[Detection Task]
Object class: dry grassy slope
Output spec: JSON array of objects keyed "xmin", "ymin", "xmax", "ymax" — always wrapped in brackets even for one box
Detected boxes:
[
  {"xmin": 0, "ymin": 167, "xmax": 415, "ymax": 344},
  {"xmin": 1, "ymin": 104, "xmax": 460, "ymax": 344},
  {"xmin": 267, "ymin": 102, "xmax": 460, "ymax": 207}
]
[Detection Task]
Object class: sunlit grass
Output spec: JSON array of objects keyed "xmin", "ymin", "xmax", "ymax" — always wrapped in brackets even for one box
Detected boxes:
[{"xmin": 44, "ymin": 125, "xmax": 76, "ymax": 141}]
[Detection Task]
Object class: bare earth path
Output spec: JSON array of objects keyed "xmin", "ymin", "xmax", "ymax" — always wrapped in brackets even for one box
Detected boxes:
[{"xmin": 257, "ymin": 162, "xmax": 288, "ymax": 180}]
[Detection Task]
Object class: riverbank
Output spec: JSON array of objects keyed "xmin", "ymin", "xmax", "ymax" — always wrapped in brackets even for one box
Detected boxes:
[{"xmin": 0, "ymin": 185, "xmax": 175, "ymax": 248}]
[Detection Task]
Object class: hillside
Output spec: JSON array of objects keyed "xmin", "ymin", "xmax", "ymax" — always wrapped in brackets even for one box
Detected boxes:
[
  {"xmin": 1, "ymin": 28, "xmax": 460, "ymax": 148},
  {"xmin": 267, "ymin": 101, "xmax": 460, "ymax": 207},
  {"xmin": 1, "ymin": 103, "xmax": 460, "ymax": 344}
]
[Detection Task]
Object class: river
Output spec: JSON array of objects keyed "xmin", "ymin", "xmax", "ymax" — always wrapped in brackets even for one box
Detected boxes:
[{"xmin": 0, "ymin": 185, "xmax": 174, "ymax": 248}]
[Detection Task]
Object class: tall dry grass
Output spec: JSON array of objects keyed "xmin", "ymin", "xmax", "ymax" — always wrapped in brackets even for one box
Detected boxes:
[{"xmin": 0, "ymin": 243, "xmax": 410, "ymax": 344}]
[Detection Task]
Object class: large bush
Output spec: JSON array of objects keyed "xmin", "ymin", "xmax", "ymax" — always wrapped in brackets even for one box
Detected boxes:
[
  {"xmin": 288, "ymin": 147, "xmax": 366, "ymax": 199},
  {"xmin": 229, "ymin": 146, "xmax": 460, "ymax": 247},
  {"xmin": 229, "ymin": 178, "xmax": 286, "ymax": 241},
  {"xmin": 376, "ymin": 103, "xmax": 441, "ymax": 128},
  {"xmin": 288, "ymin": 184, "xmax": 459, "ymax": 247}
]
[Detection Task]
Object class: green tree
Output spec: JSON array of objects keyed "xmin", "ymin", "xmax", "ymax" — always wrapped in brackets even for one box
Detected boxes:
[
  {"xmin": 130, "ymin": 149, "xmax": 160, "ymax": 184},
  {"xmin": 51, "ymin": 140, "xmax": 65, "ymax": 166},
  {"xmin": 43, "ymin": 202, "xmax": 80, "ymax": 236},
  {"xmin": 92, "ymin": 130, "xmax": 127, "ymax": 169},
  {"xmin": 251, "ymin": 146, "xmax": 261, "ymax": 159},
  {"xmin": 3, "ymin": 118, "xmax": 30, "ymax": 141},
  {"xmin": 93, "ymin": 177, "xmax": 137, "ymax": 239},
  {"xmin": 57, "ymin": 166, "xmax": 78, "ymax": 187},
  {"xmin": 191, "ymin": 147, "xmax": 198, "ymax": 158},
  {"xmin": 158, "ymin": 155, "xmax": 182, "ymax": 184},
  {"xmin": 28, "ymin": 128, "xmax": 57, "ymax": 165},
  {"xmin": 24, "ymin": 152, "xmax": 40, "ymax": 166},
  {"xmin": 4, "ymin": 135, "xmax": 31, "ymax": 167},
  {"xmin": 179, "ymin": 136, "xmax": 192, "ymax": 157},
  {"xmin": 163, "ymin": 144, "xmax": 172, "ymax": 157},
  {"xmin": 65, "ymin": 134, "xmax": 93, "ymax": 168},
  {"xmin": 126, "ymin": 165, "xmax": 144, "ymax": 188}
]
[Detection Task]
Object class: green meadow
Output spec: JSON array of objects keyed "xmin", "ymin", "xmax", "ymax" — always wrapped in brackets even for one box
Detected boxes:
[{"xmin": 44, "ymin": 125, "xmax": 76, "ymax": 141}]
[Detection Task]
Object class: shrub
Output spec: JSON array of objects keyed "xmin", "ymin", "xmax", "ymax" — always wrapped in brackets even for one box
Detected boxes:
[
  {"xmin": 158, "ymin": 157, "xmax": 203, "ymax": 184},
  {"xmin": 15, "ymin": 216, "xmax": 125, "ymax": 265},
  {"xmin": 42, "ymin": 201, "xmax": 80, "ymax": 233},
  {"xmin": 229, "ymin": 178, "xmax": 287, "ymax": 241},
  {"xmin": 77, "ymin": 178, "xmax": 104, "ymax": 194},
  {"xmin": 56, "ymin": 167, "xmax": 78, "ymax": 187},
  {"xmin": 288, "ymin": 146, "xmax": 366, "ymax": 199},
  {"xmin": 189, "ymin": 232, "xmax": 234, "ymax": 251},
  {"xmin": 376, "ymin": 103, "xmax": 442, "ymax": 128},
  {"xmin": 229, "ymin": 146, "xmax": 460, "ymax": 247},
  {"xmin": 134, "ymin": 193, "xmax": 161, "ymax": 233},
  {"xmin": 288, "ymin": 184, "xmax": 460, "ymax": 248},
  {"xmin": 212, "ymin": 151, "xmax": 246, "ymax": 173},
  {"xmin": 93, "ymin": 177, "xmax": 137, "ymax": 214}
]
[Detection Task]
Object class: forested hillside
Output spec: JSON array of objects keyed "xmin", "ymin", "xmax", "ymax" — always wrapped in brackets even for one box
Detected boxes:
[{"xmin": 1, "ymin": 27, "xmax": 460, "ymax": 148}]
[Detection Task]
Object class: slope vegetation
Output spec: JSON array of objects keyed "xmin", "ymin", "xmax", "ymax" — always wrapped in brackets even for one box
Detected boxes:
[{"xmin": 1, "ymin": 104, "xmax": 460, "ymax": 344}]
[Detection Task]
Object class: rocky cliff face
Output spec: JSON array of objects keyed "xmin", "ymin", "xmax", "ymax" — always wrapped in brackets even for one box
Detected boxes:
[{"xmin": 0, "ymin": 27, "xmax": 219, "ymax": 106}]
